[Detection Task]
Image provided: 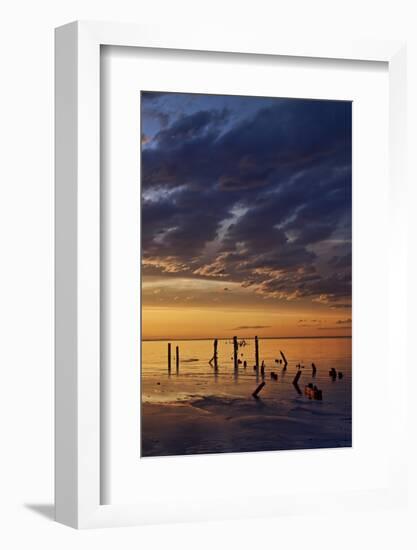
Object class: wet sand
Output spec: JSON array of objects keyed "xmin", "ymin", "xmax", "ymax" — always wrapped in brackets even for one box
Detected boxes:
[{"xmin": 142, "ymin": 394, "xmax": 351, "ymax": 457}]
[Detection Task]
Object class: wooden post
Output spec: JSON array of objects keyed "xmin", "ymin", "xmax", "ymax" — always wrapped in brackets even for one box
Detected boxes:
[
  {"xmin": 252, "ymin": 381, "xmax": 266, "ymax": 398},
  {"xmin": 293, "ymin": 370, "xmax": 302, "ymax": 394},
  {"xmin": 280, "ymin": 350, "xmax": 288, "ymax": 370},
  {"xmin": 233, "ymin": 336, "xmax": 238, "ymax": 370},
  {"xmin": 168, "ymin": 342, "xmax": 171, "ymax": 372},
  {"xmin": 209, "ymin": 338, "xmax": 219, "ymax": 369},
  {"xmin": 255, "ymin": 336, "xmax": 259, "ymax": 370},
  {"xmin": 176, "ymin": 345, "xmax": 179, "ymax": 373},
  {"xmin": 214, "ymin": 339, "xmax": 218, "ymax": 369},
  {"xmin": 293, "ymin": 370, "xmax": 302, "ymax": 385}
]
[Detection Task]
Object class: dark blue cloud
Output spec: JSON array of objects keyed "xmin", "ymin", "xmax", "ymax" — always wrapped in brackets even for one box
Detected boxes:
[
  {"xmin": 154, "ymin": 108, "xmax": 230, "ymax": 148},
  {"xmin": 142, "ymin": 91, "xmax": 170, "ymax": 102},
  {"xmin": 141, "ymin": 92, "xmax": 351, "ymax": 303}
]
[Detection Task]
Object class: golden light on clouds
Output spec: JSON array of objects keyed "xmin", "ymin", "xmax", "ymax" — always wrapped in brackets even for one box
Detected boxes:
[{"xmin": 141, "ymin": 275, "xmax": 351, "ymax": 340}]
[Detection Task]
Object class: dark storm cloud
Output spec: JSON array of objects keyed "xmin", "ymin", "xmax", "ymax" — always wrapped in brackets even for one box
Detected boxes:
[
  {"xmin": 142, "ymin": 186, "xmax": 238, "ymax": 262},
  {"xmin": 154, "ymin": 108, "xmax": 230, "ymax": 147},
  {"xmin": 142, "ymin": 100, "xmax": 350, "ymax": 191},
  {"xmin": 141, "ymin": 94, "xmax": 352, "ymax": 304},
  {"xmin": 328, "ymin": 251, "xmax": 352, "ymax": 269},
  {"xmin": 142, "ymin": 91, "xmax": 170, "ymax": 102}
]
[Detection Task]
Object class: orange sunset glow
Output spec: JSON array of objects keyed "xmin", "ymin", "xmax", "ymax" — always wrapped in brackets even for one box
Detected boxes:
[{"xmin": 142, "ymin": 278, "xmax": 351, "ymax": 340}]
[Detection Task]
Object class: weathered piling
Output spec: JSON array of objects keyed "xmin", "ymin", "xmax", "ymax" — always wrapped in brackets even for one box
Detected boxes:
[
  {"xmin": 293, "ymin": 371, "xmax": 302, "ymax": 394},
  {"xmin": 252, "ymin": 381, "xmax": 266, "ymax": 398},
  {"xmin": 280, "ymin": 350, "xmax": 288, "ymax": 370},
  {"xmin": 213, "ymin": 339, "xmax": 218, "ymax": 369},
  {"xmin": 176, "ymin": 345, "xmax": 179, "ymax": 373},
  {"xmin": 293, "ymin": 370, "xmax": 302, "ymax": 385},
  {"xmin": 168, "ymin": 343, "xmax": 171, "ymax": 372},
  {"xmin": 209, "ymin": 339, "xmax": 219, "ymax": 369},
  {"xmin": 214, "ymin": 339, "xmax": 218, "ymax": 369},
  {"xmin": 312, "ymin": 362, "xmax": 317, "ymax": 377},
  {"xmin": 255, "ymin": 336, "xmax": 259, "ymax": 369},
  {"xmin": 233, "ymin": 336, "xmax": 239, "ymax": 370}
]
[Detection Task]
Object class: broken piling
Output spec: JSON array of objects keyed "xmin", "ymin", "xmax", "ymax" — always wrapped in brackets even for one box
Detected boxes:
[
  {"xmin": 252, "ymin": 381, "xmax": 266, "ymax": 398},
  {"xmin": 280, "ymin": 350, "xmax": 288, "ymax": 370},
  {"xmin": 233, "ymin": 336, "xmax": 238, "ymax": 371},
  {"xmin": 167, "ymin": 342, "xmax": 171, "ymax": 372},
  {"xmin": 255, "ymin": 336, "xmax": 259, "ymax": 370}
]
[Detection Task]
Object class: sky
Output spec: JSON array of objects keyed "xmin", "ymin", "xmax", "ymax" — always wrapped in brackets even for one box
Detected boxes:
[{"xmin": 141, "ymin": 92, "xmax": 352, "ymax": 340}]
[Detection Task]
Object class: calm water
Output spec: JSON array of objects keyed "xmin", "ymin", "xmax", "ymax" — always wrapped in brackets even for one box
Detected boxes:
[{"xmin": 141, "ymin": 337, "xmax": 352, "ymax": 457}]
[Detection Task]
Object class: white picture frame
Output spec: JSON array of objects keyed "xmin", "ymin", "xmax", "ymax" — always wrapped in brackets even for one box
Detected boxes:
[{"xmin": 55, "ymin": 21, "xmax": 407, "ymax": 529}]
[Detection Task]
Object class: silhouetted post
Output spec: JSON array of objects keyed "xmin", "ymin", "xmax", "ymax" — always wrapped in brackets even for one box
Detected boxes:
[
  {"xmin": 252, "ymin": 381, "xmax": 266, "ymax": 398},
  {"xmin": 168, "ymin": 343, "xmax": 171, "ymax": 372},
  {"xmin": 233, "ymin": 336, "xmax": 238, "ymax": 370},
  {"xmin": 214, "ymin": 339, "xmax": 218, "ymax": 369},
  {"xmin": 255, "ymin": 336, "xmax": 259, "ymax": 370},
  {"xmin": 209, "ymin": 338, "xmax": 218, "ymax": 369},
  {"xmin": 293, "ymin": 370, "xmax": 302, "ymax": 385},
  {"xmin": 292, "ymin": 370, "xmax": 302, "ymax": 394},
  {"xmin": 312, "ymin": 362, "xmax": 317, "ymax": 377},
  {"xmin": 280, "ymin": 350, "xmax": 288, "ymax": 370},
  {"xmin": 176, "ymin": 345, "xmax": 179, "ymax": 373}
]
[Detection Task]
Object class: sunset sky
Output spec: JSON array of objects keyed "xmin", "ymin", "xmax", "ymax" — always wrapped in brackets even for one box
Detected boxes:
[{"xmin": 141, "ymin": 92, "xmax": 352, "ymax": 340}]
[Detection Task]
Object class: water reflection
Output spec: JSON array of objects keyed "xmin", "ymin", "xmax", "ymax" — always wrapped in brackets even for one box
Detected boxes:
[{"xmin": 141, "ymin": 337, "xmax": 352, "ymax": 457}]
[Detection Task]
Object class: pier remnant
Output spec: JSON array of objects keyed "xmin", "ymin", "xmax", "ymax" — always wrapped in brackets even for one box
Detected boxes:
[
  {"xmin": 312, "ymin": 362, "xmax": 317, "ymax": 377},
  {"xmin": 252, "ymin": 381, "xmax": 266, "ymax": 398},
  {"xmin": 293, "ymin": 370, "xmax": 302, "ymax": 385},
  {"xmin": 209, "ymin": 339, "xmax": 218, "ymax": 369},
  {"xmin": 280, "ymin": 350, "xmax": 288, "ymax": 370},
  {"xmin": 168, "ymin": 343, "xmax": 171, "ymax": 372},
  {"xmin": 233, "ymin": 336, "xmax": 239, "ymax": 370},
  {"xmin": 255, "ymin": 336, "xmax": 259, "ymax": 370},
  {"xmin": 176, "ymin": 345, "xmax": 179, "ymax": 373}
]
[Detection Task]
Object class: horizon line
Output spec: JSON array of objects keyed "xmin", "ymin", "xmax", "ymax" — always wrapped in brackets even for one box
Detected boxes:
[{"xmin": 142, "ymin": 335, "xmax": 352, "ymax": 342}]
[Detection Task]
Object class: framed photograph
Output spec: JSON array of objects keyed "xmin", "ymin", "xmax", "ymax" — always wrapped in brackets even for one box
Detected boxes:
[
  {"xmin": 138, "ymin": 89, "xmax": 353, "ymax": 459},
  {"xmin": 55, "ymin": 21, "xmax": 407, "ymax": 528}
]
